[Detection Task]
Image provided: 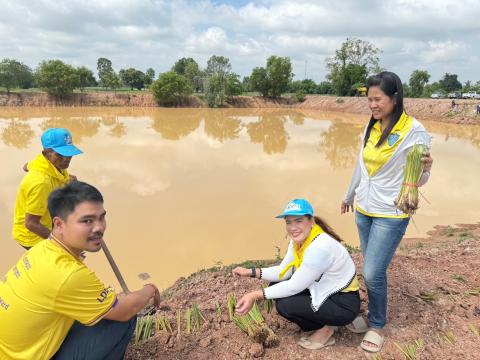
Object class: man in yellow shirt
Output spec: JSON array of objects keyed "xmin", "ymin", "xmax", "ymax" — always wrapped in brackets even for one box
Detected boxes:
[
  {"xmin": 0, "ymin": 181, "xmax": 161, "ymax": 359},
  {"xmin": 12, "ymin": 128, "xmax": 83, "ymax": 249}
]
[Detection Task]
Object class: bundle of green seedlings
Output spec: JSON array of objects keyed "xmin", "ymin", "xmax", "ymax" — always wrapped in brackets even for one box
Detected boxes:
[
  {"xmin": 134, "ymin": 314, "xmax": 156, "ymax": 344},
  {"xmin": 155, "ymin": 312, "xmax": 173, "ymax": 334},
  {"xmin": 184, "ymin": 302, "xmax": 207, "ymax": 334},
  {"xmin": 228, "ymin": 294, "xmax": 279, "ymax": 348},
  {"xmin": 395, "ymin": 144, "xmax": 428, "ymax": 215}
]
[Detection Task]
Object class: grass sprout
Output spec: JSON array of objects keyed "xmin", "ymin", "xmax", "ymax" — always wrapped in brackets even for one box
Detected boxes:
[
  {"xmin": 176, "ymin": 309, "xmax": 182, "ymax": 338},
  {"xmin": 191, "ymin": 302, "xmax": 206, "ymax": 331},
  {"xmin": 155, "ymin": 312, "xmax": 173, "ymax": 334},
  {"xmin": 394, "ymin": 339, "xmax": 424, "ymax": 360},
  {"xmin": 227, "ymin": 293, "xmax": 236, "ymax": 321},
  {"xmin": 134, "ymin": 315, "xmax": 155, "ymax": 344},
  {"xmin": 440, "ymin": 330, "xmax": 456, "ymax": 345},
  {"xmin": 215, "ymin": 300, "xmax": 222, "ymax": 318},
  {"xmin": 468, "ymin": 324, "xmax": 480, "ymax": 336}
]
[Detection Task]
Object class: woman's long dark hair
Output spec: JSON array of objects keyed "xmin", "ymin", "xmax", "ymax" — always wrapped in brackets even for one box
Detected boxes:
[
  {"xmin": 364, "ymin": 71, "xmax": 405, "ymax": 148},
  {"xmin": 307, "ymin": 215, "xmax": 343, "ymax": 243}
]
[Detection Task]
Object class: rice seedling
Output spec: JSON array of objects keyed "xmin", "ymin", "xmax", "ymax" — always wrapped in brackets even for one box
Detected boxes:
[
  {"xmin": 191, "ymin": 302, "xmax": 206, "ymax": 332},
  {"xmin": 394, "ymin": 339, "xmax": 424, "ymax": 360},
  {"xmin": 440, "ymin": 330, "xmax": 456, "ymax": 345},
  {"xmin": 232, "ymin": 301, "xmax": 279, "ymax": 348},
  {"xmin": 446, "ymin": 226, "xmax": 455, "ymax": 237},
  {"xmin": 215, "ymin": 300, "xmax": 222, "ymax": 318},
  {"xmin": 418, "ymin": 291, "xmax": 439, "ymax": 303},
  {"xmin": 452, "ymin": 274, "xmax": 466, "ymax": 283},
  {"xmin": 155, "ymin": 312, "xmax": 172, "ymax": 334},
  {"xmin": 227, "ymin": 293, "xmax": 236, "ymax": 321},
  {"xmin": 176, "ymin": 309, "xmax": 182, "ymax": 338},
  {"xmin": 263, "ymin": 298, "xmax": 274, "ymax": 314},
  {"xmin": 468, "ymin": 324, "xmax": 480, "ymax": 336},
  {"xmin": 395, "ymin": 143, "xmax": 428, "ymax": 215},
  {"xmin": 458, "ymin": 232, "xmax": 473, "ymax": 243},
  {"xmin": 464, "ymin": 287, "xmax": 480, "ymax": 296},
  {"xmin": 185, "ymin": 307, "xmax": 191, "ymax": 334},
  {"xmin": 134, "ymin": 315, "xmax": 155, "ymax": 344}
]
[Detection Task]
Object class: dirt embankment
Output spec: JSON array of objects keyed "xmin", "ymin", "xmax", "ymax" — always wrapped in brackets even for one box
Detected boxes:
[
  {"xmin": 1, "ymin": 92, "xmax": 478, "ymax": 125},
  {"xmin": 126, "ymin": 223, "xmax": 480, "ymax": 360}
]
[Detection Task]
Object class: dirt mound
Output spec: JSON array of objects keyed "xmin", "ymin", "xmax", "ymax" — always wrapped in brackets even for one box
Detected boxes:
[{"xmin": 126, "ymin": 223, "xmax": 480, "ymax": 359}]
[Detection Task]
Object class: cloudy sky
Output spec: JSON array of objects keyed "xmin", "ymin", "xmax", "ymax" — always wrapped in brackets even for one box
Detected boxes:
[{"xmin": 1, "ymin": 0, "xmax": 479, "ymax": 83}]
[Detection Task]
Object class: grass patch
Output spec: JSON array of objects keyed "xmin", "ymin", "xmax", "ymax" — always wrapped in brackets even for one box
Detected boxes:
[
  {"xmin": 458, "ymin": 231, "xmax": 473, "ymax": 243},
  {"xmin": 418, "ymin": 291, "xmax": 439, "ymax": 303},
  {"xmin": 394, "ymin": 339, "xmax": 425, "ymax": 360},
  {"xmin": 446, "ymin": 226, "xmax": 455, "ymax": 237},
  {"xmin": 344, "ymin": 243, "xmax": 361, "ymax": 254},
  {"xmin": 452, "ymin": 274, "xmax": 466, "ymax": 283},
  {"xmin": 336, "ymin": 97, "xmax": 345, "ymax": 103},
  {"xmin": 464, "ymin": 287, "xmax": 480, "ymax": 296}
]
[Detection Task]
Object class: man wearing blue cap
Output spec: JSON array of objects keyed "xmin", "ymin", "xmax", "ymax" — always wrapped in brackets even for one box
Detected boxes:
[{"xmin": 12, "ymin": 128, "xmax": 83, "ymax": 249}]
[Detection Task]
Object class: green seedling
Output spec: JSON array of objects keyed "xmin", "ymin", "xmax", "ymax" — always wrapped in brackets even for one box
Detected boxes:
[
  {"xmin": 394, "ymin": 339, "xmax": 424, "ymax": 360},
  {"xmin": 185, "ymin": 307, "xmax": 191, "ymax": 334},
  {"xmin": 215, "ymin": 300, "xmax": 222, "ymax": 318},
  {"xmin": 418, "ymin": 291, "xmax": 439, "ymax": 303},
  {"xmin": 191, "ymin": 302, "xmax": 206, "ymax": 331},
  {"xmin": 155, "ymin": 312, "xmax": 172, "ymax": 334},
  {"xmin": 440, "ymin": 330, "xmax": 456, "ymax": 345},
  {"xmin": 464, "ymin": 287, "xmax": 480, "ymax": 296},
  {"xmin": 468, "ymin": 324, "xmax": 480, "ymax": 336},
  {"xmin": 176, "ymin": 309, "xmax": 182, "ymax": 338},
  {"xmin": 134, "ymin": 315, "xmax": 155, "ymax": 344},
  {"xmin": 227, "ymin": 293, "xmax": 236, "ymax": 321},
  {"xmin": 452, "ymin": 274, "xmax": 466, "ymax": 283}
]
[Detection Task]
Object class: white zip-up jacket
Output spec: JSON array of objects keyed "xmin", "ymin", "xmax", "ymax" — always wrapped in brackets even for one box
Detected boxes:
[
  {"xmin": 262, "ymin": 233, "xmax": 356, "ymax": 311},
  {"xmin": 344, "ymin": 118, "xmax": 432, "ymax": 216}
]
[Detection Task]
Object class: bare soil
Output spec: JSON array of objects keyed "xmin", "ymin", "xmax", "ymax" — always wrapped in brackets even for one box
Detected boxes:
[
  {"xmin": 125, "ymin": 223, "xmax": 480, "ymax": 360},
  {"xmin": 1, "ymin": 92, "xmax": 479, "ymax": 125}
]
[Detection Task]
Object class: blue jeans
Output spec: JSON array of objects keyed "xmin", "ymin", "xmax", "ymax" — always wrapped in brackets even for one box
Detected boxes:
[
  {"xmin": 355, "ymin": 211, "xmax": 410, "ymax": 329},
  {"xmin": 52, "ymin": 317, "xmax": 136, "ymax": 360}
]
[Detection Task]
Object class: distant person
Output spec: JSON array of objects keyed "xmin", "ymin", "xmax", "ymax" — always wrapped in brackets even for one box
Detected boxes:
[
  {"xmin": 0, "ymin": 181, "xmax": 161, "ymax": 359},
  {"xmin": 451, "ymin": 99, "xmax": 456, "ymax": 111},
  {"xmin": 233, "ymin": 199, "xmax": 360, "ymax": 350},
  {"xmin": 341, "ymin": 72, "xmax": 433, "ymax": 353},
  {"xmin": 12, "ymin": 128, "xmax": 82, "ymax": 250},
  {"xmin": 476, "ymin": 104, "xmax": 480, "ymax": 114}
]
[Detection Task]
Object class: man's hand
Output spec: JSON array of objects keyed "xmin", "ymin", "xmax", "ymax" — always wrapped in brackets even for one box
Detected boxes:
[{"xmin": 421, "ymin": 152, "xmax": 433, "ymax": 172}]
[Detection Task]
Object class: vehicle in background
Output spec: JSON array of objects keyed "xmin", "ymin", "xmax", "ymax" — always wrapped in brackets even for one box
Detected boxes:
[
  {"xmin": 448, "ymin": 92, "xmax": 462, "ymax": 99},
  {"xmin": 430, "ymin": 92, "xmax": 446, "ymax": 99},
  {"xmin": 462, "ymin": 92, "xmax": 480, "ymax": 99}
]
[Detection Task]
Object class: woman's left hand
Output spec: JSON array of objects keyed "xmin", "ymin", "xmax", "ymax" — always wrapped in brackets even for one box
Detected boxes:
[
  {"xmin": 421, "ymin": 152, "xmax": 433, "ymax": 172},
  {"xmin": 235, "ymin": 290, "xmax": 263, "ymax": 316}
]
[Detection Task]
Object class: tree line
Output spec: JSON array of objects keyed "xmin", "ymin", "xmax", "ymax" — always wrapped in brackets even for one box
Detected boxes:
[{"xmin": 1, "ymin": 38, "xmax": 479, "ymax": 106}]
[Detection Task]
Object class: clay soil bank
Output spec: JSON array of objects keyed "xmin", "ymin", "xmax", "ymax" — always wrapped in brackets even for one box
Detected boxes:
[
  {"xmin": 1, "ymin": 92, "xmax": 479, "ymax": 125},
  {"xmin": 126, "ymin": 223, "xmax": 480, "ymax": 360}
]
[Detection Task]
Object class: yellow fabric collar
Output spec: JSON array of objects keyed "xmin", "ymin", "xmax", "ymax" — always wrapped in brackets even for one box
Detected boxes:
[{"xmin": 279, "ymin": 223, "xmax": 324, "ymax": 280}]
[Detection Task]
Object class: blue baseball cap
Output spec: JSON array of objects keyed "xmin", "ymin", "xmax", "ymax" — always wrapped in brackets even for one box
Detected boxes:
[
  {"xmin": 275, "ymin": 199, "xmax": 314, "ymax": 218},
  {"xmin": 41, "ymin": 128, "xmax": 82, "ymax": 157}
]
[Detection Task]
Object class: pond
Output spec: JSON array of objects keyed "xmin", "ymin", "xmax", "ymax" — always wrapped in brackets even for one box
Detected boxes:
[{"xmin": 1, "ymin": 107, "xmax": 479, "ymax": 290}]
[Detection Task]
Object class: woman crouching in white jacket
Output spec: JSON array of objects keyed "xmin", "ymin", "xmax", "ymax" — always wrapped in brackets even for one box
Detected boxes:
[{"xmin": 233, "ymin": 199, "xmax": 360, "ymax": 350}]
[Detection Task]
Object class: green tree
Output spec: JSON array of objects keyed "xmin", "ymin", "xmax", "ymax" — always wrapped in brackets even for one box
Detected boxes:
[
  {"xmin": 226, "ymin": 73, "xmax": 242, "ymax": 98},
  {"xmin": 266, "ymin": 56, "xmax": 292, "ymax": 98},
  {"xmin": 408, "ymin": 70, "xmax": 430, "ymax": 98},
  {"xmin": 422, "ymin": 82, "xmax": 442, "ymax": 97},
  {"xmin": 75, "ymin": 66, "xmax": 96, "ymax": 92},
  {"xmin": 0, "ymin": 58, "xmax": 33, "ymax": 93},
  {"xmin": 204, "ymin": 55, "xmax": 233, "ymax": 107},
  {"xmin": 184, "ymin": 61, "xmax": 201, "ymax": 91},
  {"xmin": 249, "ymin": 67, "xmax": 269, "ymax": 97},
  {"xmin": 119, "ymin": 68, "xmax": 145, "ymax": 90},
  {"xmin": 144, "ymin": 68, "xmax": 155, "ymax": 87},
  {"xmin": 97, "ymin": 57, "xmax": 114, "ymax": 89},
  {"xmin": 439, "ymin": 73, "xmax": 462, "ymax": 93},
  {"xmin": 151, "ymin": 71, "xmax": 191, "ymax": 106},
  {"xmin": 326, "ymin": 37, "xmax": 381, "ymax": 96},
  {"xmin": 317, "ymin": 81, "xmax": 334, "ymax": 94},
  {"xmin": 172, "ymin": 57, "xmax": 198, "ymax": 75},
  {"xmin": 35, "ymin": 60, "xmax": 79, "ymax": 98},
  {"xmin": 289, "ymin": 79, "xmax": 317, "ymax": 94}
]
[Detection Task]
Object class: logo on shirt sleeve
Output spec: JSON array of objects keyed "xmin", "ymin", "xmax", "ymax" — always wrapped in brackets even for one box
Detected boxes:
[{"xmin": 97, "ymin": 286, "xmax": 114, "ymax": 303}]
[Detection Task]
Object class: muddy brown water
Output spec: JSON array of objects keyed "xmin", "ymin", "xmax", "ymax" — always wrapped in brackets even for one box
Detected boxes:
[{"xmin": 1, "ymin": 107, "xmax": 479, "ymax": 291}]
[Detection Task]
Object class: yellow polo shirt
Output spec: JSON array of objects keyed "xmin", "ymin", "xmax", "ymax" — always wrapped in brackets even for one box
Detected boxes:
[
  {"xmin": 0, "ymin": 240, "xmax": 116, "ymax": 360},
  {"xmin": 12, "ymin": 154, "xmax": 70, "ymax": 247}
]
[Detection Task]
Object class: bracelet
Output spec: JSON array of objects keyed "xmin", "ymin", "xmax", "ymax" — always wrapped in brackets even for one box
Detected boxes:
[
  {"xmin": 261, "ymin": 287, "xmax": 266, "ymax": 300},
  {"xmin": 259, "ymin": 268, "xmax": 263, "ymax": 280},
  {"xmin": 144, "ymin": 283, "xmax": 159, "ymax": 296},
  {"xmin": 250, "ymin": 267, "xmax": 256, "ymax": 278}
]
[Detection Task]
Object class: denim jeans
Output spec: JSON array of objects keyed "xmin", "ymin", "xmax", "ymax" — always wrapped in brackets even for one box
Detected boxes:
[
  {"xmin": 355, "ymin": 211, "xmax": 410, "ymax": 329},
  {"xmin": 52, "ymin": 317, "xmax": 136, "ymax": 360}
]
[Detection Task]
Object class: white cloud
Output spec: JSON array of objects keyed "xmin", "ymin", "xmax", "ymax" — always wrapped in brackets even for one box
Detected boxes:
[{"xmin": 0, "ymin": 0, "xmax": 479, "ymax": 81}]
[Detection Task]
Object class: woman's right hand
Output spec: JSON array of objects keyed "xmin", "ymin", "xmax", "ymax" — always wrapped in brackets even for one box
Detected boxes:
[
  {"xmin": 341, "ymin": 201, "xmax": 353, "ymax": 214},
  {"xmin": 232, "ymin": 266, "xmax": 251, "ymax": 278}
]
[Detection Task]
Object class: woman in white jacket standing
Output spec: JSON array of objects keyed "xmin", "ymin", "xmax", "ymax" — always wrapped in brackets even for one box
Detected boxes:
[
  {"xmin": 341, "ymin": 71, "xmax": 433, "ymax": 353},
  {"xmin": 233, "ymin": 199, "xmax": 360, "ymax": 350}
]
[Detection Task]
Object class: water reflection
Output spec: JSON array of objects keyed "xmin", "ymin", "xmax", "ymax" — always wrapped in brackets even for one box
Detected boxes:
[
  {"xmin": 319, "ymin": 122, "xmax": 363, "ymax": 169},
  {"xmin": 151, "ymin": 110, "xmax": 202, "ymax": 140},
  {"xmin": 41, "ymin": 117, "xmax": 100, "ymax": 143},
  {"xmin": 247, "ymin": 115, "xmax": 288, "ymax": 154},
  {"xmin": 1, "ymin": 120, "xmax": 35, "ymax": 148},
  {"xmin": 204, "ymin": 112, "xmax": 242, "ymax": 143}
]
